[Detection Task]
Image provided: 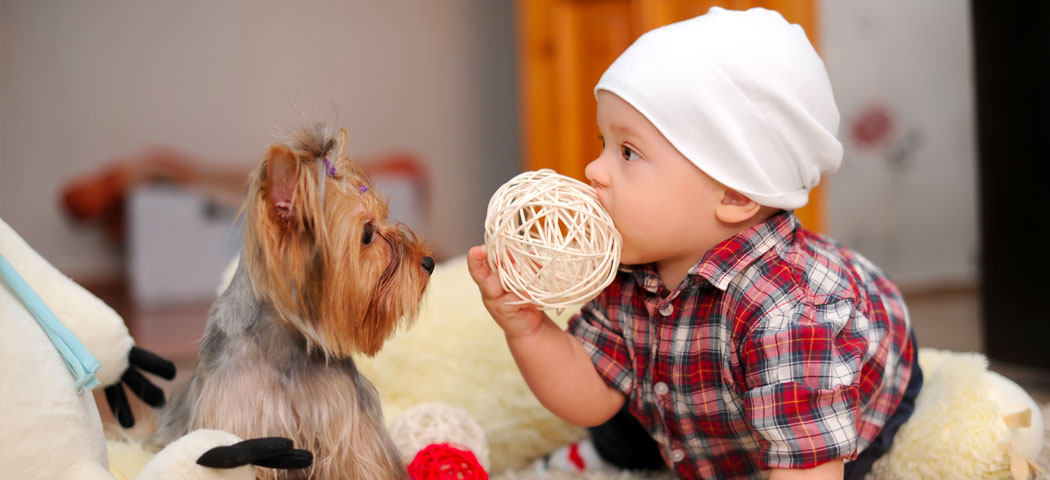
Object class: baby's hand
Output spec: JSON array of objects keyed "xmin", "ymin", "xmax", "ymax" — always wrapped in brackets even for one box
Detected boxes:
[{"xmin": 467, "ymin": 245, "xmax": 546, "ymax": 339}]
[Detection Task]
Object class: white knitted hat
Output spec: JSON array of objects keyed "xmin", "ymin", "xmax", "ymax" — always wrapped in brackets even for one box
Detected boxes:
[{"xmin": 595, "ymin": 7, "xmax": 842, "ymax": 209}]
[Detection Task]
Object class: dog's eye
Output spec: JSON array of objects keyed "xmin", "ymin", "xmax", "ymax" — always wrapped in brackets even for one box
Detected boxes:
[{"xmin": 362, "ymin": 222, "xmax": 374, "ymax": 245}]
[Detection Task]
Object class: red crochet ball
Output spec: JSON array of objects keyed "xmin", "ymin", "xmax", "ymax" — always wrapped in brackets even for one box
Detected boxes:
[{"xmin": 408, "ymin": 443, "xmax": 488, "ymax": 480}]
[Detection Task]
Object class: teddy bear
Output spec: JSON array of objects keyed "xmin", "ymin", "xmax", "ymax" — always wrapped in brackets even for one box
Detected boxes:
[{"xmin": 0, "ymin": 217, "xmax": 311, "ymax": 479}]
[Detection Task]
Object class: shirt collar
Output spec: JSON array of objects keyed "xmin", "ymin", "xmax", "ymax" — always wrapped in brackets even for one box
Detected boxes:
[
  {"xmin": 621, "ymin": 263, "xmax": 663, "ymax": 294},
  {"xmin": 620, "ymin": 211, "xmax": 800, "ymax": 293},
  {"xmin": 693, "ymin": 210, "xmax": 799, "ymax": 290}
]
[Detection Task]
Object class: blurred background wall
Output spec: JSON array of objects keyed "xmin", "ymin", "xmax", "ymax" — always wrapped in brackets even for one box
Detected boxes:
[
  {"xmin": 1, "ymin": 0, "xmax": 975, "ymax": 296},
  {"xmin": 1, "ymin": 0, "xmax": 520, "ymax": 282},
  {"xmin": 823, "ymin": 0, "xmax": 977, "ymax": 290}
]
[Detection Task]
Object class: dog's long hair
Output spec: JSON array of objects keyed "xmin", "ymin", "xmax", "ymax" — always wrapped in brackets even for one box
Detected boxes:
[{"xmin": 153, "ymin": 124, "xmax": 432, "ymax": 479}]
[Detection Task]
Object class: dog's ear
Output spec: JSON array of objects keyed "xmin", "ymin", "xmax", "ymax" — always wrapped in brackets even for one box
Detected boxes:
[{"xmin": 265, "ymin": 144, "xmax": 298, "ymax": 224}]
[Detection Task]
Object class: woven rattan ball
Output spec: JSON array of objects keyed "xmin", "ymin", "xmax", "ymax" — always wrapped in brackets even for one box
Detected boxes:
[
  {"xmin": 389, "ymin": 402, "xmax": 490, "ymax": 471},
  {"xmin": 484, "ymin": 169, "xmax": 621, "ymax": 310}
]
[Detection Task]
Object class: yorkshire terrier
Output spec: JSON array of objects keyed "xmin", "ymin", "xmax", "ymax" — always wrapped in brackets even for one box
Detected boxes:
[{"xmin": 153, "ymin": 124, "xmax": 434, "ymax": 479}]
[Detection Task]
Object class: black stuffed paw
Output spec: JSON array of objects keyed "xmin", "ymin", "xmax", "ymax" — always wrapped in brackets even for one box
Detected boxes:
[
  {"xmin": 197, "ymin": 437, "xmax": 313, "ymax": 470},
  {"xmin": 104, "ymin": 345, "xmax": 177, "ymax": 428}
]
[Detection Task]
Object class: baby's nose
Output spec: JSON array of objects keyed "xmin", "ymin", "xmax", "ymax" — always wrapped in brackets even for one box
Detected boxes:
[
  {"xmin": 584, "ymin": 158, "xmax": 606, "ymax": 188},
  {"xmin": 421, "ymin": 256, "xmax": 435, "ymax": 274}
]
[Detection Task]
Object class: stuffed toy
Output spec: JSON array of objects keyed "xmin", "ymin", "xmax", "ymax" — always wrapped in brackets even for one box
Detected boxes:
[
  {"xmin": 390, "ymin": 402, "xmax": 492, "ymax": 479},
  {"xmin": 0, "ymin": 218, "xmax": 311, "ymax": 479},
  {"xmin": 869, "ymin": 349, "xmax": 1045, "ymax": 479},
  {"xmin": 350, "ymin": 255, "xmax": 1047, "ymax": 479}
]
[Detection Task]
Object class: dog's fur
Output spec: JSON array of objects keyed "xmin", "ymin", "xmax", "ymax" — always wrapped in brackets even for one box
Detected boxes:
[{"xmin": 153, "ymin": 124, "xmax": 433, "ymax": 479}]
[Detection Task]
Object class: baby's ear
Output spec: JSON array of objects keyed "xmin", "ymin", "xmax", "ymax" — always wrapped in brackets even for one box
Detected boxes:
[
  {"xmin": 715, "ymin": 189, "xmax": 762, "ymax": 224},
  {"xmin": 264, "ymin": 144, "xmax": 299, "ymax": 224}
]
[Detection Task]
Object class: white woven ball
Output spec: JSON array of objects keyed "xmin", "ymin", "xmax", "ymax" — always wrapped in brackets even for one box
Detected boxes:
[
  {"xmin": 388, "ymin": 402, "xmax": 490, "ymax": 470},
  {"xmin": 484, "ymin": 169, "xmax": 621, "ymax": 310}
]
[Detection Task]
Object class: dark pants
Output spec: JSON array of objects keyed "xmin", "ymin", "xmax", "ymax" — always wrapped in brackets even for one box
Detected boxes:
[
  {"xmin": 588, "ymin": 334, "xmax": 924, "ymax": 478},
  {"xmin": 588, "ymin": 403, "xmax": 667, "ymax": 470}
]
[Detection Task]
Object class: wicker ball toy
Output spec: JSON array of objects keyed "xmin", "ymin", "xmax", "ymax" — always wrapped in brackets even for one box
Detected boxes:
[
  {"xmin": 389, "ymin": 402, "xmax": 490, "ymax": 471},
  {"xmin": 484, "ymin": 169, "xmax": 622, "ymax": 310}
]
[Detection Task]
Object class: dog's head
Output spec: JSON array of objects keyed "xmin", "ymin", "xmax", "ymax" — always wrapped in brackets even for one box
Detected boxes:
[{"xmin": 242, "ymin": 124, "xmax": 433, "ymax": 357}]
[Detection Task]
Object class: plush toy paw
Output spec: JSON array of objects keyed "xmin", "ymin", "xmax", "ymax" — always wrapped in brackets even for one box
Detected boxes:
[
  {"xmin": 196, "ymin": 436, "xmax": 313, "ymax": 470},
  {"xmin": 104, "ymin": 346, "xmax": 177, "ymax": 428},
  {"xmin": 133, "ymin": 430, "xmax": 313, "ymax": 480}
]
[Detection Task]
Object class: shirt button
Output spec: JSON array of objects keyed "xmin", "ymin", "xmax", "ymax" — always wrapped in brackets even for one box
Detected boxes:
[
  {"xmin": 671, "ymin": 449, "xmax": 685, "ymax": 463},
  {"xmin": 659, "ymin": 303, "xmax": 674, "ymax": 316},
  {"xmin": 654, "ymin": 382, "xmax": 669, "ymax": 395}
]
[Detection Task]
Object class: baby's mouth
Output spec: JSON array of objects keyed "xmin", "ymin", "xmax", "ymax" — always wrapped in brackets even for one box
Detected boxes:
[{"xmin": 591, "ymin": 188, "xmax": 609, "ymax": 211}]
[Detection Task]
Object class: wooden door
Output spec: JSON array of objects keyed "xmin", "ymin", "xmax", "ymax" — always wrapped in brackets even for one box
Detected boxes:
[{"xmin": 517, "ymin": 0, "xmax": 826, "ymax": 231}]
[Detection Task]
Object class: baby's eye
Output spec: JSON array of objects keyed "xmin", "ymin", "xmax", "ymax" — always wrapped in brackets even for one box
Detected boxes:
[{"xmin": 621, "ymin": 145, "xmax": 640, "ymax": 161}]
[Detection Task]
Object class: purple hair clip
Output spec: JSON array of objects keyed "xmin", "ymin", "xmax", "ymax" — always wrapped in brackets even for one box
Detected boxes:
[
  {"xmin": 359, "ymin": 185, "xmax": 368, "ymax": 193},
  {"xmin": 323, "ymin": 156, "xmax": 337, "ymax": 177}
]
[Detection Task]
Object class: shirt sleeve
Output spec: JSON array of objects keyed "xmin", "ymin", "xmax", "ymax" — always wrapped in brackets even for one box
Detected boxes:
[
  {"xmin": 739, "ymin": 297, "xmax": 865, "ymax": 470},
  {"xmin": 567, "ymin": 289, "xmax": 635, "ymax": 395}
]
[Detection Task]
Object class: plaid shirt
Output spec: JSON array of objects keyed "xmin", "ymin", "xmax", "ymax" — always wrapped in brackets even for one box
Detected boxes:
[{"xmin": 569, "ymin": 211, "xmax": 914, "ymax": 479}]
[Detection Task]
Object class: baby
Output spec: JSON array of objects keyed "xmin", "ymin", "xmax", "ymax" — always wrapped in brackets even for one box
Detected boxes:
[{"xmin": 470, "ymin": 7, "xmax": 920, "ymax": 479}]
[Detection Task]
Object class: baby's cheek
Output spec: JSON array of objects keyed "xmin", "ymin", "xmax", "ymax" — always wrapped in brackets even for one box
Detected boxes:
[{"xmin": 618, "ymin": 240, "xmax": 647, "ymax": 265}]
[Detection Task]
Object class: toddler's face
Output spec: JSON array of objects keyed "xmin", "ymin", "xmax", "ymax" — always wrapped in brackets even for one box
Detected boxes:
[{"xmin": 586, "ymin": 91, "xmax": 729, "ymax": 273}]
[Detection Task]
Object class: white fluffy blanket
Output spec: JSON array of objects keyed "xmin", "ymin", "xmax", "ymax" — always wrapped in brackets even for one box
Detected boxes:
[{"xmin": 352, "ymin": 256, "xmax": 1050, "ymax": 479}]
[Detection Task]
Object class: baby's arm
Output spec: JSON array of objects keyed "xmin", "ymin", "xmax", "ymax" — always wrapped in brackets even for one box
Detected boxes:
[
  {"xmin": 467, "ymin": 246, "xmax": 625, "ymax": 426},
  {"xmin": 769, "ymin": 459, "xmax": 843, "ymax": 479}
]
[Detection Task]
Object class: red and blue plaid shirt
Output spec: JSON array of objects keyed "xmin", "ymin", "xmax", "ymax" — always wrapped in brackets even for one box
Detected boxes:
[{"xmin": 569, "ymin": 211, "xmax": 915, "ymax": 479}]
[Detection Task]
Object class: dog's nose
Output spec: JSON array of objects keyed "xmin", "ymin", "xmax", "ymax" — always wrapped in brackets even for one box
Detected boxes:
[{"xmin": 421, "ymin": 256, "xmax": 435, "ymax": 274}]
